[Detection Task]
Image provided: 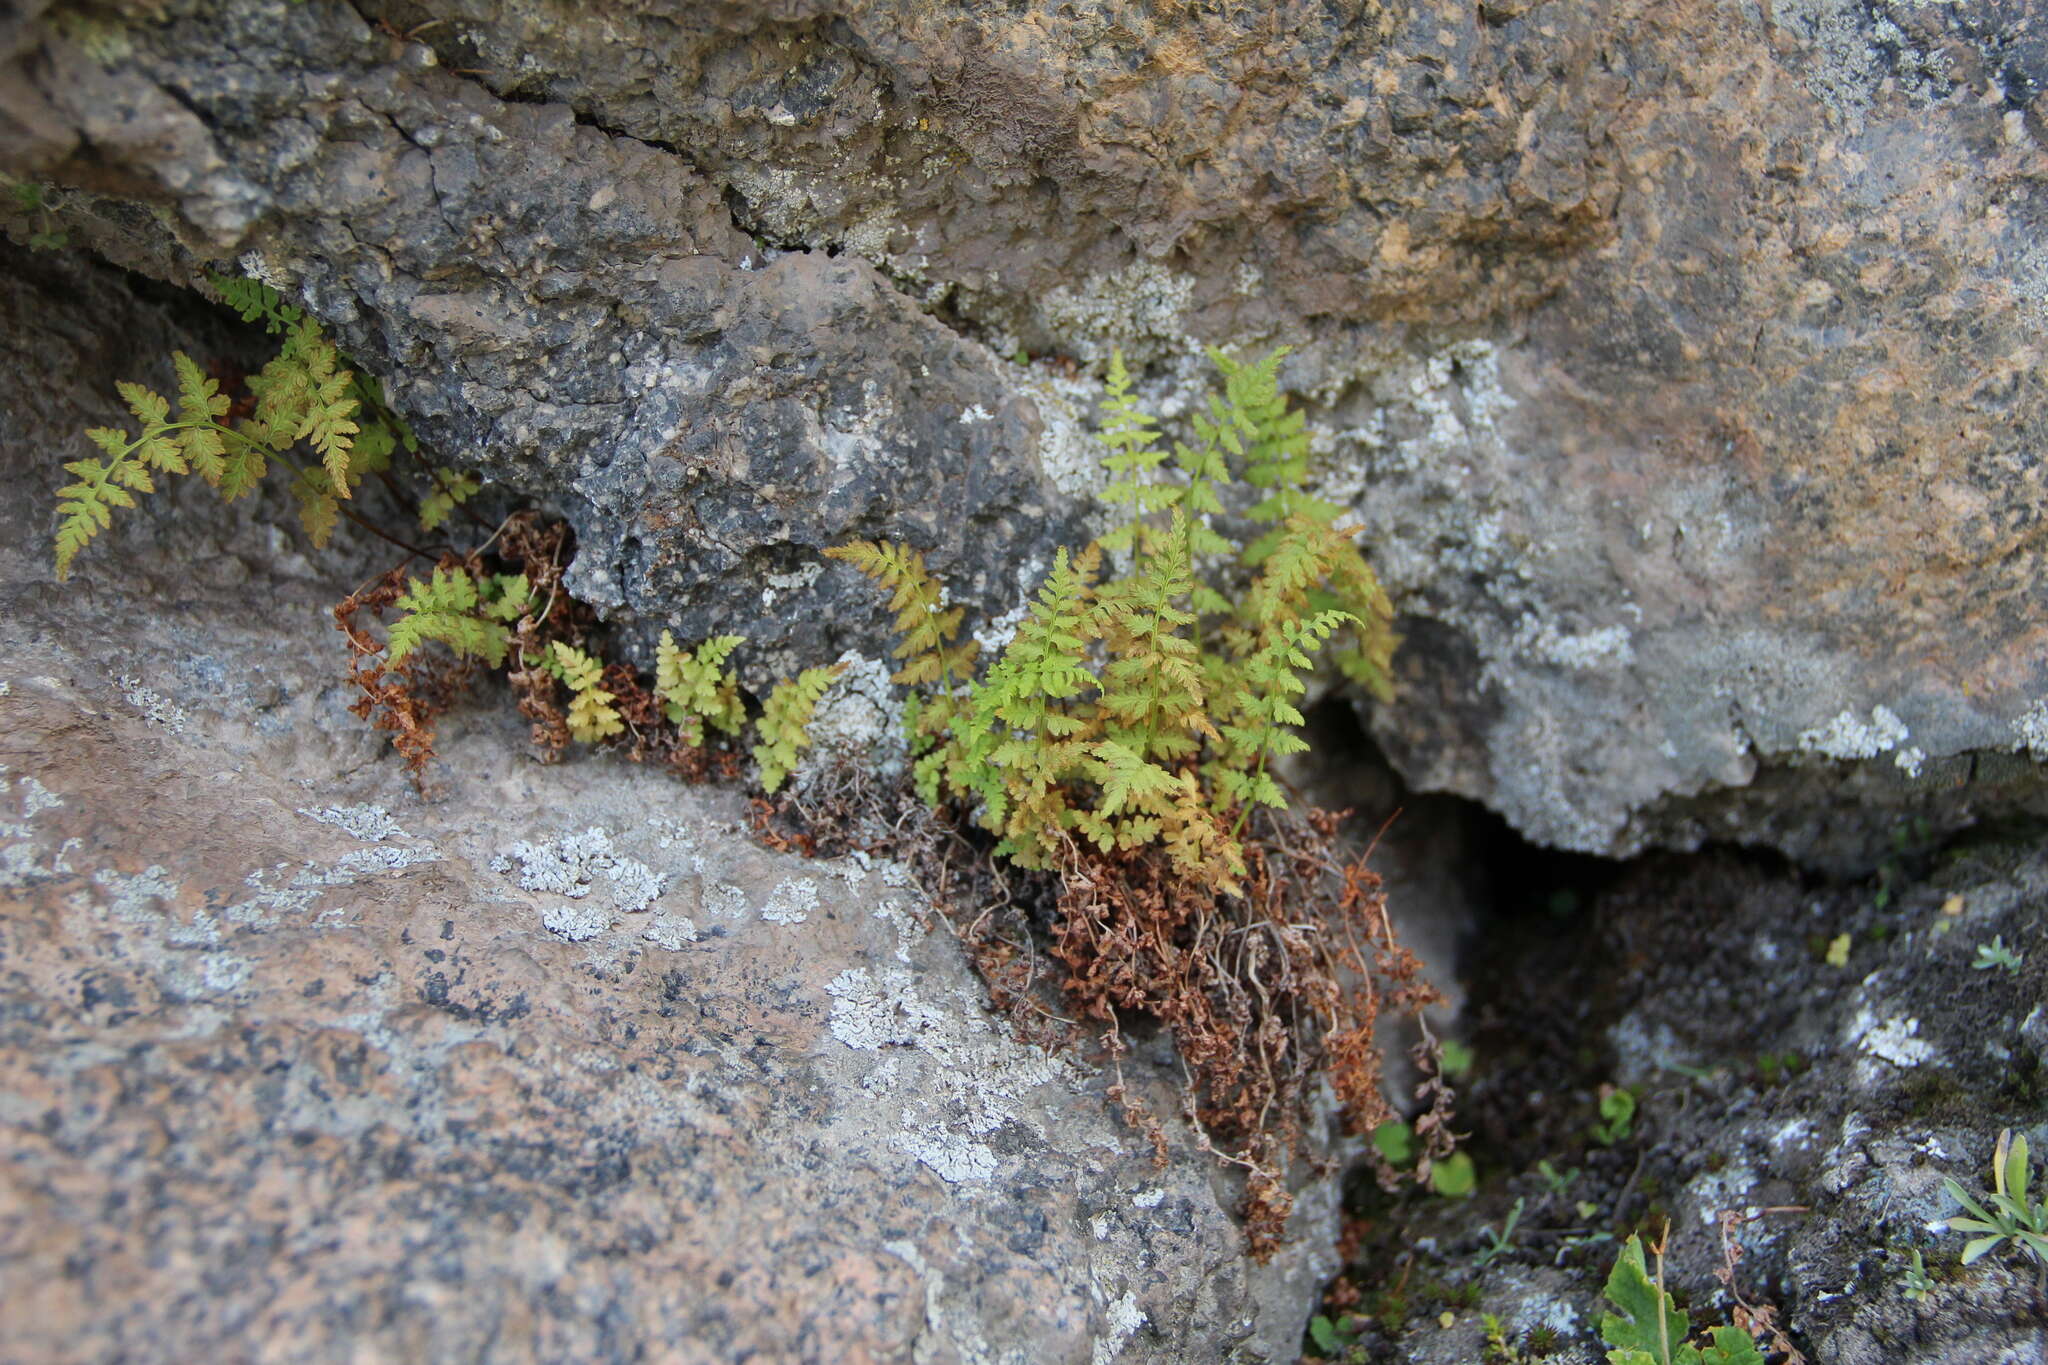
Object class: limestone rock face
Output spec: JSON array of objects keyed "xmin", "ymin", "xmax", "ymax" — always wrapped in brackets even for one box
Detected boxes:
[
  {"xmin": 0, "ymin": 247, "xmax": 1337, "ymax": 1365},
  {"xmin": 5, "ymin": 0, "xmax": 2046, "ymax": 865}
]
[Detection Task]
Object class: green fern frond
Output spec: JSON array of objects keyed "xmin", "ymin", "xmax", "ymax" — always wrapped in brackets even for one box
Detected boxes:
[
  {"xmin": 655, "ymin": 629, "xmax": 748, "ymax": 746},
  {"xmin": 823, "ymin": 540, "xmax": 978, "ymax": 691},
  {"xmin": 1219, "ymin": 346, "xmax": 1310, "ymax": 529},
  {"xmin": 206, "ymin": 272, "xmax": 303, "ymax": 334},
  {"xmin": 245, "ymin": 317, "xmax": 358, "ymax": 496},
  {"xmin": 1098, "ymin": 349, "xmax": 1174, "ymax": 552},
  {"xmin": 418, "ymin": 469, "xmax": 481, "ymax": 532},
  {"xmin": 546, "ymin": 641, "xmax": 624, "ymax": 743},
  {"xmin": 385, "ymin": 566, "xmax": 515, "ymax": 666},
  {"xmin": 291, "ymin": 467, "xmax": 342, "ymax": 547},
  {"xmin": 53, "ymin": 450, "xmax": 149, "ymax": 579},
  {"xmin": 1087, "ymin": 738, "xmax": 1180, "ymax": 818},
  {"xmin": 754, "ymin": 662, "xmax": 848, "ymax": 794},
  {"xmin": 170, "ymin": 353, "xmax": 230, "ymax": 485}
]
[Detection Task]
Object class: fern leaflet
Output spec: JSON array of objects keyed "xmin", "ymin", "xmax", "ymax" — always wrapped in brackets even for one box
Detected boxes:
[{"xmin": 754, "ymin": 662, "xmax": 848, "ymax": 794}]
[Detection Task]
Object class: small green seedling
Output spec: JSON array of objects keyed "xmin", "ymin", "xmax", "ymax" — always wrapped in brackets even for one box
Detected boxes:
[
  {"xmin": 1899, "ymin": 1246, "xmax": 1936, "ymax": 1302},
  {"xmin": 1591, "ymin": 1085, "xmax": 1637, "ymax": 1146},
  {"xmin": 1474, "ymin": 1197, "xmax": 1525, "ymax": 1270},
  {"xmin": 1439, "ymin": 1038, "xmax": 1476, "ymax": 1078},
  {"xmin": 1941, "ymin": 1128, "xmax": 2048, "ymax": 1287},
  {"xmin": 1307, "ymin": 1313, "xmax": 1362, "ymax": 1359},
  {"xmin": 1754, "ymin": 1051, "xmax": 1804, "ymax": 1087},
  {"xmin": 1973, "ymin": 935, "xmax": 2024, "ymax": 974},
  {"xmin": 1600, "ymin": 1233, "xmax": 1764, "ymax": 1364},
  {"xmin": 1536, "ymin": 1159, "xmax": 1579, "ymax": 1199}
]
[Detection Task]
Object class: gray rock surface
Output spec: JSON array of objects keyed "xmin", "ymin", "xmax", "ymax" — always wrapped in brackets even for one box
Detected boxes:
[
  {"xmin": 0, "ymin": 239, "xmax": 1341, "ymax": 1365},
  {"xmin": 6, "ymin": 0, "xmax": 2047, "ymax": 866}
]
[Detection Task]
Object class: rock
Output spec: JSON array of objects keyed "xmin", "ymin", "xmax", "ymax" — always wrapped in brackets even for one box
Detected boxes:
[
  {"xmin": 5, "ymin": 0, "xmax": 2046, "ymax": 866},
  {"xmin": 0, "ymin": 242, "xmax": 1339, "ymax": 1364}
]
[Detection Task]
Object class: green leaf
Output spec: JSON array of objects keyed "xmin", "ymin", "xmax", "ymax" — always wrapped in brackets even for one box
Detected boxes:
[
  {"xmin": 1308, "ymin": 1315, "xmax": 1342, "ymax": 1354},
  {"xmin": 1960, "ymin": 1234, "xmax": 2005, "ymax": 1264},
  {"xmin": 1600, "ymin": 1235, "xmax": 1689, "ymax": 1364},
  {"xmin": 1430, "ymin": 1152, "xmax": 1476, "ymax": 1198},
  {"xmin": 418, "ymin": 469, "xmax": 481, "ymax": 532},
  {"xmin": 291, "ymin": 468, "xmax": 341, "ymax": 547},
  {"xmin": 1372, "ymin": 1120, "xmax": 1414, "ymax": 1165},
  {"xmin": 1698, "ymin": 1325, "xmax": 1766, "ymax": 1365}
]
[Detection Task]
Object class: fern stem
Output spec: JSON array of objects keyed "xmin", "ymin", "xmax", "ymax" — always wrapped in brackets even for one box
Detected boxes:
[{"xmin": 1229, "ymin": 752, "xmax": 1267, "ymax": 842}]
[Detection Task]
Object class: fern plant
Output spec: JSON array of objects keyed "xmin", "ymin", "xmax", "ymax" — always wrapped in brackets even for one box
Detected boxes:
[
  {"xmin": 654, "ymin": 630, "xmax": 748, "ymax": 746},
  {"xmin": 754, "ymin": 663, "xmax": 850, "ymax": 794},
  {"xmin": 544, "ymin": 641, "xmax": 624, "ymax": 744},
  {"xmin": 384, "ymin": 566, "xmax": 530, "ymax": 666},
  {"xmin": 827, "ymin": 346, "xmax": 1396, "ymax": 894},
  {"xmin": 54, "ymin": 273, "xmax": 459, "ymax": 578}
]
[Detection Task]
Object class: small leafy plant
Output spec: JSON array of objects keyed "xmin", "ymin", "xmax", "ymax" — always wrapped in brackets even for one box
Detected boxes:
[
  {"xmin": 1941, "ymin": 1128, "xmax": 2048, "ymax": 1285},
  {"xmin": 1307, "ymin": 1312, "xmax": 1364, "ymax": 1361},
  {"xmin": 1600, "ymin": 1234, "xmax": 1764, "ymax": 1365},
  {"xmin": 1973, "ymin": 935, "xmax": 2025, "ymax": 974},
  {"xmin": 3, "ymin": 173, "xmax": 69, "ymax": 250},
  {"xmin": 1473, "ymin": 1197, "xmax": 1526, "ymax": 1270},
  {"xmin": 824, "ymin": 347, "xmax": 1396, "ymax": 890},
  {"xmin": 1899, "ymin": 1246, "xmax": 1937, "ymax": 1301},
  {"xmin": 1591, "ymin": 1085, "xmax": 1638, "ymax": 1146}
]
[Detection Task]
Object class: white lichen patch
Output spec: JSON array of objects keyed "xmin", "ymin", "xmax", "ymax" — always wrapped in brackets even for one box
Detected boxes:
[
  {"xmin": 794, "ymin": 652, "xmax": 906, "ymax": 789},
  {"xmin": 708, "ymin": 882, "xmax": 750, "ymax": 918},
  {"xmin": 2013, "ymin": 699, "xmax": 2048, "ymax": 760},
  {"xmin": 1091, "ymin": 1282, "xmax": 1148, "ymax": 1365},
  {"xmin": 972, "ymin": 597, "xmax": 1030, "ymax": 657},
  {"xmin": 1848, "ymin": 1007, "xmax": 1935, "ymax": 1067},
  {"xmin": 1799, "ymin": 706, "xmax": 1909, "ymax": 761},
  {"xmin": 825, "ymin": 965, "xmax": 1069, "ymax": 1185},
  {"xmin": 84, "ymin": 865, "xmax": 254, "ymax": 1001},
  {"xmin": 640, "ymin": 915, "xmax": 700, "ymax": 950},
  {"xmin": 299, "ymin": 803, "xmax": 409, "ymax": 842},
  {"xmin": 114, "ymin": 674, "xmax": 189, "ymax": 733},
  {"xmin": 760, "ymin": 877, "xmax": 819, "ymax": 925},
  {"xmin": 873, "ymin": 896, "xmax": 927, "ymax": 964},
  {"xmin": 1894, "ymin": 746, "xmax": 1927, "ymax": 779},
  {"xmin": 1020, "ymin": 366, "xmax": 1110, "ymax": 501},
  {"xmin": 493, "ymin": 827, "xmax": 665, "ymax": 940},
  {"xmin": 541, "ymin": 901, "xmax": 614, "ymax": 942},
  {"xmin": 1511, "ymin": 615, "xmax": 1636, "ymax": 670},
  {"xmin": 14, "ymin": 775, "xmax": 63, "ymax": 824},
  {"xmin": 1037, "ymin": 260, "xmax": 1195, "ymax": 366}
]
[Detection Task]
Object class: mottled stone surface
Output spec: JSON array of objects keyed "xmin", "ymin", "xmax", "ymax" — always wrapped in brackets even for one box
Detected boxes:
[
  {"xmin": 0, "ymin": 241, "xmax": 1342, "ymax": 1365},
  {"xmin": 3, "ymin": 9, "xmax": 2047, "ymax": 859}
]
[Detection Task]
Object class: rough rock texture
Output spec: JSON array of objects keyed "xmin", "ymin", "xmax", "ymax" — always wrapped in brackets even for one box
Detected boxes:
[
  {"xmin": 6, "ymin": 0, "xmax": 2048, "ymax": 866},
  {"xmin": 1327, "ymin": 836, "xmax": 2048, "ymax": 1365},
  {"xmin": 0, "ymin": 241, "xmax": 1342, "ymax": 1364}
]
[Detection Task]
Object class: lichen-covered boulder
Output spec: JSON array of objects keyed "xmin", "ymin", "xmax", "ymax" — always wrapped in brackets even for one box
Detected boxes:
[
  {"xmin": 0, "ymin": 239, "xmax": 1344, "ymax": 1364},
  {"xmin": 6, "ymin": 1, "xmax": 2046, "ymax": 867}
]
